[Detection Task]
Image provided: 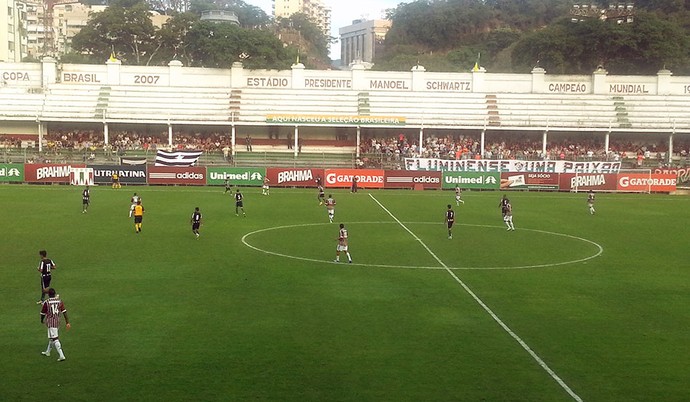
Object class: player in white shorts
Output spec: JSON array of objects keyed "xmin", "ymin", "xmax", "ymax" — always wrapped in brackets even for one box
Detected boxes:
[
  {"xmin": 325, "ymin": 195, "xmax": 336, "ymax": 223},
  {"xmin": 262, "ymin": 177, "xmax": 270, "ymax": 196},
  {"xmin": 334, "ymin": 223, "xmax": 352, "ymax": 263},
  {"xmin": 129, "ymin": 193, "xmax": 141, "ymax": 217}
]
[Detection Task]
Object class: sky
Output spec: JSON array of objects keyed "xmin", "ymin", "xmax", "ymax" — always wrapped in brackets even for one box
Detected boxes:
[{"xmin": 249, "ymin": 0, "xmax": 404, "ymax": 58}]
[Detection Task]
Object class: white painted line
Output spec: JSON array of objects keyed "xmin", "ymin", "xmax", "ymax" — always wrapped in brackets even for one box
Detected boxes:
[
  {"xmin": 241, "ymin": 222, "xmax": 602, "ymax": 270},
  {"xmin": 368, "ymin": 193, "xmax": 584, "ymax": 402}
]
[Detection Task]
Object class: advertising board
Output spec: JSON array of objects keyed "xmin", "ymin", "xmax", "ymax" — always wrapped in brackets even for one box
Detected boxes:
[
  {"xmin": 207, "ymin": 167, "xmax": 265, "ymax": 186},
  {"xmin": 0, "ymin": 164, "xmax": 24, "ymax": 182},
  {"xmin": 266, "ymin": 168, "xmax": 325, "ymax": 187},
  {"xmin": 89, "ymin": 165, "xmax": 147, "ymax": 184},
  {"xmin": 324, "ymin": 169, "xmax": 385, "ymax": 189},
  {"xmin": 384, "ymin": 170, "xmax": 441, "ymax": 189},
  {"xmin": 25, "ymin": 164, "xmax": 86, "ymax": 183},
  {"xmin": 441, "ymin": 172, "xmax": 501, "ymax": 189},
  {"xmin": 147, "ymin": 166, "xmax": 206, "ymax": 185}
]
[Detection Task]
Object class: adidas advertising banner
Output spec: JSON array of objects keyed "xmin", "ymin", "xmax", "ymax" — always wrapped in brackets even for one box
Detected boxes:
[
  {"xmin": 148, "ymin": 166, "xmax": 206, "ymax": 185},
  {"xmin": 0, "ymin": 163, "xmax": 24, "ymax": 182},
  {"xmin": 207, "ymin": 167, "xmax": 265, "ymax": 186},
  {"xmin": 442, "ymin": 172, "xmax": 501, "ymax": 189},
  {"xmin": 89, "ymin": 165, "xmax": 147, "ymax": 184},
  {"xmin": 24, "ymin": 164, "xmax": 86, "ymax": 183},
  {"xmin": 384, "ymin": 170, "xmax": 441, "ymax": 189}
]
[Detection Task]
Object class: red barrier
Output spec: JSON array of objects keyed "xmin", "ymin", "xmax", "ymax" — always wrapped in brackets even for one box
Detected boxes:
[
  {"xmin": 384, "ymin": 170, "xmax": 441, "ymax": 189},
  {"xmin": 559, "ymin": 173, "xmax": 618, "ymax": 191},
  {"xmin": 25, "ymin": 164, "xmax": 86, "ymax": 183},
  {"xmin": 616, "ymin": 173, "xmax": 677, "ymax": 192},
  {"xmin": 266, "ymin": 168, "xmax": 325, "ymax": 187}
]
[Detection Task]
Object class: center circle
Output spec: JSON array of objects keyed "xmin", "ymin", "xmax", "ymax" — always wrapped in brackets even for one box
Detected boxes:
[{"xmin": 241, "ymin": 221, "xmax": 603, "ymax": 270}]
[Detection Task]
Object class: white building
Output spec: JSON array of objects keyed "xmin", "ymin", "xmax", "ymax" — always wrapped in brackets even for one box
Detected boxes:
[
  {"xmin": 273, "ymin": 0, "xmax": 331, "ymax": 37},
  {"xmin": 339, "ymin": 19, "xmax": 391, "ymax": 68},
  {"xmin": 0, "ymin": 0, "xmax": 29, "ymax": 62}
]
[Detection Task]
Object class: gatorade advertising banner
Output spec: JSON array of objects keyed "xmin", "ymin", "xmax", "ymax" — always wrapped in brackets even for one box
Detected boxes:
[
  {"xmin": 653, "ymin": 167, "xmax": 690, "ymax": 187},
  {"xmin": 89, "ymin": 165, "xmax": 147, "ymax": 184},
  {"xmin": 499, "ymin": 172, "xmax": 559, "ymax": 190},
  {"xmin": 616, "ymin": 173, "xmax": 676, "ymax": 192},
  {"xmin": 0, "ymin": 163, "xmax": 24, "ymax": 182},
  {"xmin": 24, "ymin": 164, "xmax": 86, "ymax": 183},
  {"xmin": 207, "ymin": 167, "xmax": 265, "ymax": 186},
  {"xmin": 559, "ymin": 173, "xmax": 617, "ymax": 191},
  {"xmin": 266, "ymin": 168, "xmax": 325, "ymax": 187},
  {"xmin": 148, "ymin": 166, "xmax": 206, "ymax": 185},
  {"xmin": 324, "ymin": 169, "xmax": 385, "ymax": 189},
  {"xmin": 384, "ymin": 170, "xmax": 441, "ymax": 189},
  {"xmin": 441, "ymin": 172, "xmax": 501, "ymax": 189}
]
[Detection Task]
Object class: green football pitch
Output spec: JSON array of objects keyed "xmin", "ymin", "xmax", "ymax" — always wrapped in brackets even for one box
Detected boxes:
[{"xmin": 1, "ymin": 184, "xmax": 689, "ymax": 402}]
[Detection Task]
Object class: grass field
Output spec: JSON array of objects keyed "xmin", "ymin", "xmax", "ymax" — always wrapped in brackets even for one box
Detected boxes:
[{"xmin": 1, "ymin": 184, "xmax": 689, "ymax": 402}]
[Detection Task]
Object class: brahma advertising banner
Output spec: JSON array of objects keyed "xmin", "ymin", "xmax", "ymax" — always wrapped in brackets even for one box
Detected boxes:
[
  {"xmin": 442, "ymin": 172, "xmax": 501, "ymax": 189},
  {"xmin": 266, "ymin": 168, "xmax": 325, "ymax": 187},
  {"xmin": 325, "ymin": 169, "xmax": 385, "ymax": 188},
  {"xmin": 559, "ymin": 173, "xmax": 617, "ymax": 191},
  {"xmin": 384, "ymin": 170, "xmax": 441, "ymax": 189},
  {"xmin": 616, "ymin": 173, "xmax": 676, "ymax": 192},
  {"xmin": 89, "ymin": 165, "xmax": 147, "ymax": 184},
  {"xmin": 0, "ymin": 163, "xmax": 24, "ymax": 182},
  {"xmin": 147, "ymin": 166, "xmax": 206, "ymax": 185},
  {"xmin": 207, "ymin": 167, "xmax": 265, "ymax": 186},
  {"xmin": 499, "ymin": 172, "xmax": 559, "ymax": 190},
  {"xmin": 25, "ymin": 164, "xmax": 86, "ymax": 183}
]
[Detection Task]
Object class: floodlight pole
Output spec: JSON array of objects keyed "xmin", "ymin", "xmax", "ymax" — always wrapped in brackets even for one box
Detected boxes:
[{"xmin": 168, "ymin": 122, "xmax": 173, "ymax": 148}]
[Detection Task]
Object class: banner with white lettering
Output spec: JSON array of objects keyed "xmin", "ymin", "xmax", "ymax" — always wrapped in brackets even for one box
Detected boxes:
[
  {"xmin": 441, "ymin": 172, "xmax": 501, "ymax": 189},
  {"xmin": 384, "ymin": 170, "xmax": 441, "ymax": 189},
  {"xmin": 616, "ymin": 173, "xmax": 676, "ymax": 192},
  {"xmin": 324, "ymin": 169, "xmax": 385, "ymax": 189},
  {"xmin": 148, "ymin": 166, "xmax": 206, "ymax": 185},
  {"xmin": 559, "ymin": 173, "xmax": 617, "ymax": 191},
  {"xmin": 24, "ymin": 164, "xmax": 86, "ymax": 183},
  {"xmin": 207, "ymin": 167, "xmax": 264, "ymax": 186},
  {"xmin": 653, "ymin": 167, "xmax": 690, "ymax": 187},
  {"xmin": 405, "ymin": 158, "xmax": 621, "ymax": 174},
  {"xmin": 266, "ymin": 168, "xmax": 325, "ymax": 187},
  {"xmin": 0, "ymin": 163, "xmax": 24, "ymax": 182},
  {"xmin": 89, "ymin": 165, "xmax": 147, "ymax": 184}
]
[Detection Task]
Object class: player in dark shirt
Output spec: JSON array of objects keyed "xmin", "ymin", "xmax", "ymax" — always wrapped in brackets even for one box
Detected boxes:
[
  {"xmin": 235, "ymin": 189, "xmax": 246, "ymax": 217},
  {"xmin": 37, "ymin": 250, "xmax": 57, "ymax": 304},
  {"xmin": 446, "ymin": 204, "xmax": 455, "ymax": 239},
  {"xmin": 317, "ymin": 185, "xmax": 325, "ymax": 205},
  {"xmin": 499, "ymin": 194, "xmax": 510, "ymax": 217},
  {"xmin": 82, "ymin": 186, "xmax": 90, "ymax": 213},
  {"xmin": 224, "ymin": 179, "xmax": 231, "ymax": 193},
  {"xmin": 191, "ymin": 207, "xmax": 202, "ymax": 238}
]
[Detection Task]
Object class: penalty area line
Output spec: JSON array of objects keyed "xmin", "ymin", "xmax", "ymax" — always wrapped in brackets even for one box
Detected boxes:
[{"xmin": 368, "ymin": 193, "xmax": 584, "ymax": 402}]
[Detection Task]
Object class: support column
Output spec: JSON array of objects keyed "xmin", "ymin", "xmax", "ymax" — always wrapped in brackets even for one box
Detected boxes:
[
  {"xmin": 293, "ymin": 126, "xmax": 299, "ymax": 158},
  {"xmin": 38, "ymin": 122, "xmax": 43, "ymax": 152},
  {"xmin": 356, "ymin": 126, "xmax": 361, "ymax": 158},
  {"xmin": 604, "ymin": 132, "xmax": 610, "ymax": 156},
  {"xmin": 103, "ymin": 122, "xmax": 109, "ymax": 144},
  {"xmin": 231, "ymin": 125, "xmax": 236, "ymax": 157},
  {"xmin": 418, "ymin": 128, "xmax": 424, "ymax": 157},
  {"xmin": 668, "ymin": 133, "xmax": 674, "ymax": 164},
  {"xmin": 542, "ymin": 130, "xmax": 548, "ymax": 158},
  {"xmin": 480, "ymin": 129, "xmax": 485, "ymax": 158},
  {"xmin": 168, "ymin": 124, "xmax": 173, "ymax": 148}
]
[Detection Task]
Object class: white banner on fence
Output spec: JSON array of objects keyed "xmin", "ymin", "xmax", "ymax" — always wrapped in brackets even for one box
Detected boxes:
[{"xmin": 404, "ymin": 158, "xmax": 621, "ymax": 174}]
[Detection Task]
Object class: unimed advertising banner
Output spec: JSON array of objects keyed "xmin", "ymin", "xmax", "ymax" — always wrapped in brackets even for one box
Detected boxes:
[
  {"xmin": 89, "ymin": 165, "xmax": 147, "ymax": 184},
  {"xmin": 0, "ymin": 163, "xmax": 24, "ymax": 182},
  {"xmin": 442, "ymin": 172, "xmax": 500, "ymax": 189},
  {"xmin": 266, "ymin": 168, "xmax": 325, "ymax": 187},
  {"xmin": 25, "ymin": 164, "xmax": 86, "ymax": 183},
  {"xmin": 148, "ymin": 166, "xmax": 206, "ymax": 185},
  {"xmin": 207, "ymin": 167, "xmax": 265, "ymax": 186},
  {"xmin": 325, "ymin": 169, "xmax": 385, "ymax": 188},
  {"xmin": 384, "ymin": 170, "xmax": 441, "ymax": 189}
]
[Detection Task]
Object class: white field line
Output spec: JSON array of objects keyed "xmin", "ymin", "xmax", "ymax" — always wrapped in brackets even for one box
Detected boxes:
[{"xmin": 368, "ymin": 193, "xmax": 584, "ymax": 402}]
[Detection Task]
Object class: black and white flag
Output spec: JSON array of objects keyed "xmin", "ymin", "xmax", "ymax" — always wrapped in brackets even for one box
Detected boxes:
[{"xmin": 155, "ymin": 150, "xmax": 203, "ymax": 167}]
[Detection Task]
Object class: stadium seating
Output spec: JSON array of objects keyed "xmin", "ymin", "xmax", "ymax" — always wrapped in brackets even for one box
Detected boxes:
[
  {"xmin": 237, "ymin": 88, "xmax": 359, "ymax": 123},
  {"xmin": 0, "ymin": 89, "xmax": 44, "ymax": 120}
]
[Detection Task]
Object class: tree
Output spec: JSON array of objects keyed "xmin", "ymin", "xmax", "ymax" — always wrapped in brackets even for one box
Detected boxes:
[{"xmin": 71, "ymin": 0, "xmax": 158, "ymax": 65}]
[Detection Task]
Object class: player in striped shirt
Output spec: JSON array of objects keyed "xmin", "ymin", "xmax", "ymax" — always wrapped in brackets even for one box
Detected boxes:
[
  {"xmin": 40, "ymin": 288, "xmax": 71, "ymax": 362},
  {"xmin": 191, "ymin": 207, "xmax": 202, "ymax": 238},
  {"xmin": 334, "ymin": 223, "xmax": 352, "ymax": 263},
  {"xmin": 129, "ymin": 193, "xmax": 141, "ymax": 217},
  {"xmin": 325, "ymin": 195, "xmax": 336, "ymax": 223},
  {"xmin": 82, "ymin": 186, "xmax": 90, "ymax": 213},
  {"xmin": 37, "ymin": 250, "xmax": 57, "ymax": 304}
]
